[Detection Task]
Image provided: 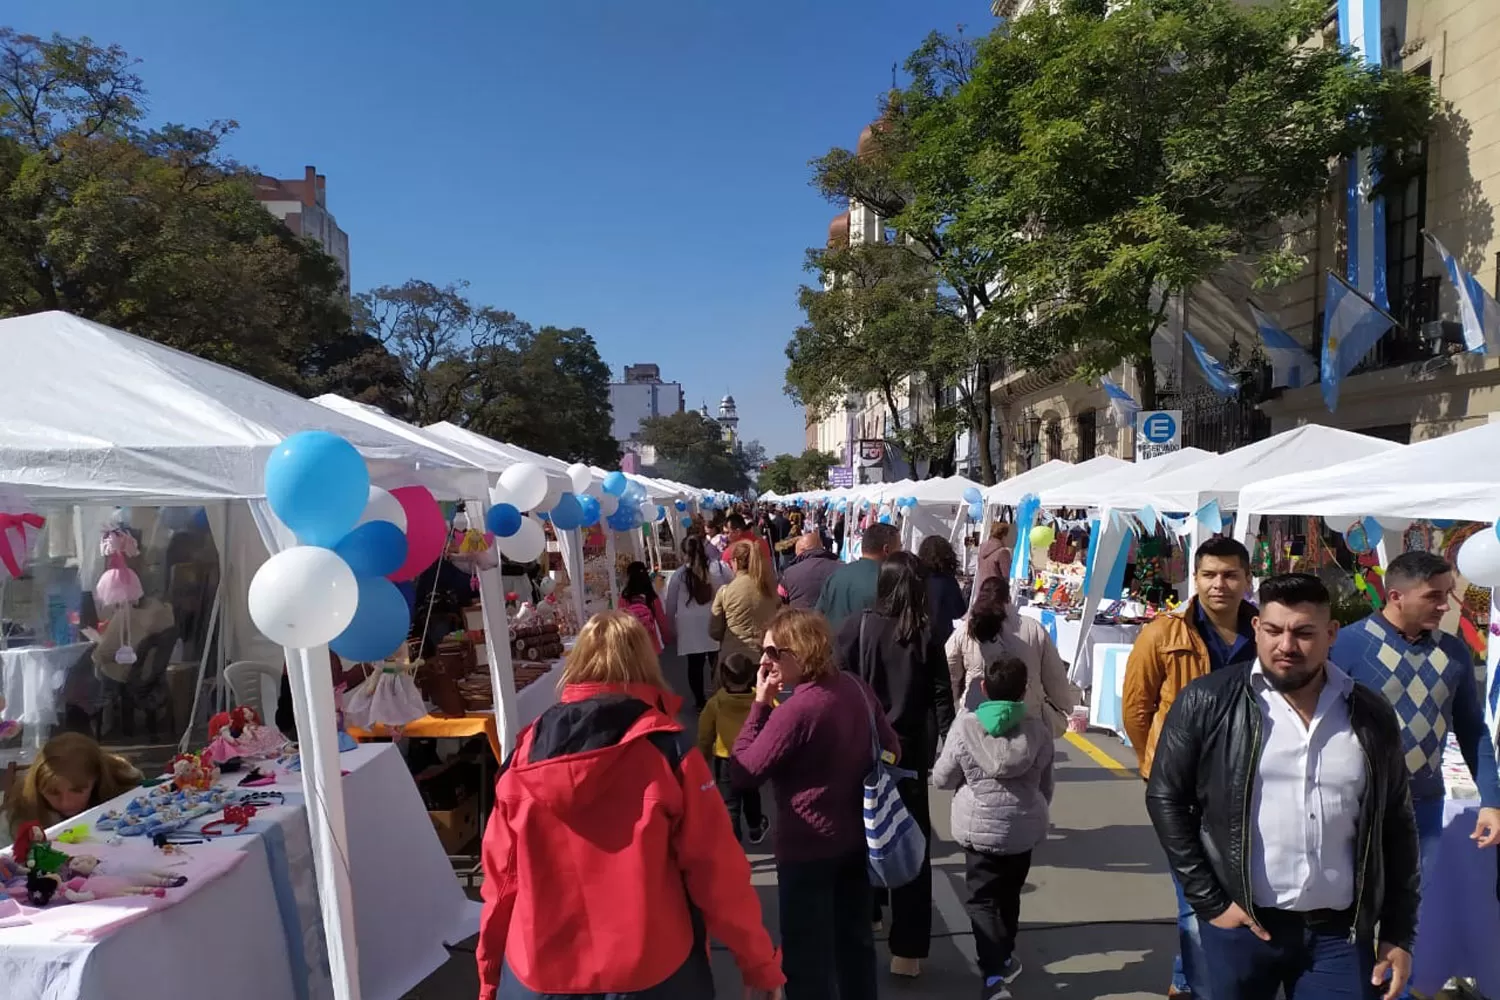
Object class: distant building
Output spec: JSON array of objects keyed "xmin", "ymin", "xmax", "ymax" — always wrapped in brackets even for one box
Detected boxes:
[
  {"xmin": 254, "ymin": 165, "xmax": 351, "ymax": 292},
  {"xmin": 717, "ymin": 394, "xmax": 739, "ymax": 447},
  {"xmin": 609, "ymin": 363, "xmax": 685, "ymax": 457}
]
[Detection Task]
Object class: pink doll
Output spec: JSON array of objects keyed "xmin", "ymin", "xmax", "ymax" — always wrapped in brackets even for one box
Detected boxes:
[{"xmin": 97, "ymin": 526, "xmax": 144, "ymax": 666}]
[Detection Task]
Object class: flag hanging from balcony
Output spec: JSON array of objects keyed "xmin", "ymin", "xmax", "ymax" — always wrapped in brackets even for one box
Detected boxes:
[
  {"xmin": 1182, "ymin": 330, "xmax": 1240, "ymax": 398},
  {"xmin": 1249, "ymin": 304, "xmax": 1317, "ymax": 389},
  {"xmin": 1426, "ymin": 231, "xmax": 1500, "ymax": 354},
  {"xmin": 1100, "ymin": 378, "xmax": 1140, "ymax": 425},
  {"xmin": 1321, "ymin": 270, "xmax": 1397, "ymax": 413}
]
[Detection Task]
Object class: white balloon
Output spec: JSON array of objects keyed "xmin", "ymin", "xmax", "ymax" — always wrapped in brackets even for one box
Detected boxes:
[
  {"xmin": 638, "ymin": 501, "xmax": 656, "ymax": 524},
  {"xmin": 356, "ymin": 486, "xmax": 408, "ymax": 533},
  {"xmin": 499, "ymin": 462, "xmax": 549, "ymax": 512},
  {"xmin": 498, "ymin": 516, "xmax": 546, "ymax": 562},
  {"xmin": 490, "ymin": 483, "xmax": 512, "ymax": 507},
  {"xmin": 1457, "ymin": 530, "xmax": 1500, "ymax": 588},
  {"xmin": 598, "ymin": 492, "xmax": 620, "ymax": 517},
  {"xmin": 1321, "ymin": 515, "xmax": 1358, "ymax": 534},
  {"xmin": 1375, "ymin": 517, "xmax": 1410, "ymax": 536},
  {"xmin": 248, "ymin": 546, "xmax": 359, "ymax": 648},
  {"xmin": 567, "ymin": 463, "xmax": 593, "ymax": 494},
  {"xmin": 536, "ymin": 473, "xmax": 568, "ymax": 514}
]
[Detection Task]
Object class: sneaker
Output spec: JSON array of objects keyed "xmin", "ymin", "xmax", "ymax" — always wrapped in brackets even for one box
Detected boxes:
[
  {"xmin": 747, "ymin": 817, "xmax": 769, "ymax": 845},
  {"xmin": 998, "ymin": 957, "xmax": 1022, "ymax": 984},
  {"xmin": 980, "ymin": 977, "xmax": 1013, "ymax": 1000},
  {"xmin": 890, "ymin": 956, "xmax": 923, "ymax": 977}
]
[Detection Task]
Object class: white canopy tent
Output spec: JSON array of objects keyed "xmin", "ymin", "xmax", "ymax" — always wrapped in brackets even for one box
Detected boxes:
[
  {"xmin": 0, "ymin": 311, "xmax": 499, "ymax": 1000},
  {"xmin": 1037, "ymin": 448, "xmax": 1216, "ymax": 509},
  {"xmin": 985, "ymin": 456, "xmax": 1127, "ymax": 507}
]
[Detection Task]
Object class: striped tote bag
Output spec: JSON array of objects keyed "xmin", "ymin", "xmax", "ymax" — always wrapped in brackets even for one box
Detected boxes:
[{"xmin": 856, "ymin": 615, "xmax": 926, "ymax": 889}]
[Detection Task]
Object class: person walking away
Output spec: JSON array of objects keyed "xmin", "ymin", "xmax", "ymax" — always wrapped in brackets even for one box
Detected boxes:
[
  {"xmin": 946, "ymin": 577, "xmax": 1079, "ymax": 730},
  {"xmin": 711, "ymin": 541, "xmax": 780, "ymax": 663},
  {"xmin": 1330, "ymin": 551, "xmax": 1500, "ymax": 994},
  {"xmin": 666, "ymin": 537, "xmax": 731, "ymax": 710},
  {"xmin": 696, "ymin": 652, "xmax": 768, "ymax": 844},
  {"xmin": 478, "ymin": 611, "xmax": 784, "ymax": 1000},
  {"xmin": 973, "ymin": 521, "xmax": 1014, "ymax": 598},
  {"xmin": 618, "ymin": 561, "xmax": 672, "ymax": 654},
  {"xmin": 919, "ymin": 536, "xmax": 968, "ymax": 652},
  {"xmin": 1122, "ymin": 535, "xmax": 1257, "ymax": 999},
  {"xmin": 1146, "ymin": 573, "xmax": 1421, "ymax": 1000},
  {"xmin": 779, "ymin": 533, "xmax": 840, "ymax": 610},
  {"xmin": 835, "ymin": 551, "xmax": 956, "ymax": 979},
  {"xmin": 816, "ymin": 521, "xmax": 901, "ymax": 631},
  {"xmin": 933, "ymin": 657, "xmax": 1054, "ymax": 999},
  {"xmin": 731, "ymin": 609, "xmax": 900, "ymax": 1000}
]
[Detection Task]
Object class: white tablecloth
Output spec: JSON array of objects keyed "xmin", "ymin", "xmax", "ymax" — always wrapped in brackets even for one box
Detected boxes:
[
  {"xmin": 1017, "ymin": 606, "xmax": 1142, "ymax": 689},
  {"xmin": 0, "ymin": 742, "xmax": 479, "ymax": 1000}
]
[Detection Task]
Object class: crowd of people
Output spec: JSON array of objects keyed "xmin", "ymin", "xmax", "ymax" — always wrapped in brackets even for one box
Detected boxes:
[
  {"xmin": 477, "ymin": 504, "xmax": 1500, "ymax": 1000},
  {"xmin": 478, "ymin": 505, "xmax": 1075, "ymax": 1000}
]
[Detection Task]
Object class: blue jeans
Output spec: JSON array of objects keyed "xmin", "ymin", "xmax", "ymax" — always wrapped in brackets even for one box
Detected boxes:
[
  {"xmin": 778, "ymin": 851, "xmax": 877, "ymax": 1000},
  {"xmin": 1200, "ymin": 910, "xmax": 1378, "ymax": 999},
  {"xmin": 1171, "ymin": 871, "xmax": 1210, "ymax": 997}
]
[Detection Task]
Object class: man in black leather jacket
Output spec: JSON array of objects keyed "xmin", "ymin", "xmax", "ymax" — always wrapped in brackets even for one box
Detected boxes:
[{"xmin": 1146, "ymin": 574, "xmax": 1421, "ymax": 1000}]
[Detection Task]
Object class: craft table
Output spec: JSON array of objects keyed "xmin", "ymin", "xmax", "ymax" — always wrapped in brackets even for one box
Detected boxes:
[
  {"xmin": 1017, "ymin": 606, "xmax": 1141, "ymax": 690},
  {"xmin": 0, "ymin": 743, "xmax": 478, "ymax": 1000}
]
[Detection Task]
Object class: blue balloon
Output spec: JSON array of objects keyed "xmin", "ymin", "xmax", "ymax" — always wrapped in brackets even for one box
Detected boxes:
[
  {"xmin": 602, "ymin": 471, "xmax": 628, "ymax": 496},
  {"xmin": 680, "ymin": 515, "xmax": 693, "ymax": 528},
  {"xmin": 962, "ymin": 486, "xmax": 983, "ymax": 504},
  {"xmin": 551, "ymin": 492, "xmax": 584, "ymax": 531},
  {"xmin": 394, "ymin": 580, "xmax": 417, "ymax": 615},
  {"xmin": 878, "ymin": 512, "xmax": 893, "ymax": 524},
  {"xmin": 578, "ymin": 494, "xmax": 601, "ymax": 527},
  {"xmin": 701, "ymin": 497, "xmax": 716, "ymax": 510},
  {"xmin": 623, "ymin": 480, "xmax": 647, "ymax": 505},
  {"xmin": 331, "ymin": 576, "xmax": 412, "ymax": 663},
  {"xmin": 486, "ymin": 503, "xmax": 523, "ymax": 537},
  {"xmin": 1344, "ymin": 517, "xmax": 1383, "ymax": 554},
  {"xmin": 1430, "ymin": 519, "xmax": 1454, "ymax": 529},
  {"xmin": 334, "ymin": 520, "xmax": 408, "ymax": 578},
  {"xmin": 606, "ymin": 508, "xmax": 635, "ymax": 532},
  {"xmin": 265, "ymin": 431, "xmax": 369, "ymax": 547},
  {"xmin": 674, "ymin": 500, "xmax": 687, "ymax": 512},
  {"xmin": 656, "ymin": 505, "xmax": 667, "ymax": 523},
  {"xmin": 968, "ymin": 502, "xmax": 984, "ymax": 522}
]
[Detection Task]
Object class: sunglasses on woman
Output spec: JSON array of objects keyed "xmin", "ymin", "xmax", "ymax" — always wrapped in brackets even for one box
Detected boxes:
[{"xmin": 760, "ymin": 645, "xmax": 786, "ymax": 662}]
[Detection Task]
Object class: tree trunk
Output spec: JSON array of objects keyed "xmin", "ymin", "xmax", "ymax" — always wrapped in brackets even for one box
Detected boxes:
[
  {"xmin": 1133, "ymin": 353, "xmax": 1157, "ymax": 411},
  {"xmin": 975, "ymin": 358, "xmax": 996, "ymax": 485}
]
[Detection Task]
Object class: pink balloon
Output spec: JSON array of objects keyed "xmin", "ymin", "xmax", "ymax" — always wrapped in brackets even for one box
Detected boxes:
[{"xmin": 389, "ymin": 486, "xmax": 445, "ymax": 582}]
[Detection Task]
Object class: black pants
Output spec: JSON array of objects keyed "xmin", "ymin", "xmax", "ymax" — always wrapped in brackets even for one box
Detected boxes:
[
  {"xmin": 963, "ymin": 848, "xmax": 1032, "ymax": 976},
  {"xmin": 873, "ymin": 771, "xmax": 933, "ymax": 960},
  {"xmin": 684, "ymin": 651, "xmax": 716, "ymax": 708},
  {"xmin": 778, "ymin": 850, "xmax": 877, "ymax": 999},
  {"xmin": 712, "ymin": 757, "xmax": 763, "ymax": 841}
]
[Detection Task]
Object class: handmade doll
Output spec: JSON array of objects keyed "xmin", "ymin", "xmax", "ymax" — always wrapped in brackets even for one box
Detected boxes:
[
  {"xmin": 202, "ymin": 706, "xmax": 288, "ymax": 764},
  {"xmin": 97, "ymin": 525, "xmax": 144, "ymax": 666},
  {"xmin": 11, "ymin": 822, "xmax": 185, "ymax": 905}
]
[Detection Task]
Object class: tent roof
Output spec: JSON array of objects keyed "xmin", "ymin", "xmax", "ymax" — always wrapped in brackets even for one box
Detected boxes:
[
  {"xmin": 986, "ymin": 456, "xmax": 1126, "ymax": 506},
  {"xmin": 1238, "ymin": 421, "xmax": 1499, "ymax": 521},
  {"xmin": 1038, "ymin": 448, "xmax": 1215, "ymax": 508},
  {"xmin": 0, "ymin": 311, "xmax": 487, "ymax": 504},
  {"xmin": 314, "ymin": 395, "xmax": 499, "ymax": 483},
  {"xmin": 1108, "ymin": 426, "xmax": 1401, "ymax": 514},
  {"xmin": 904, "ymin": 475, "xmax": 985, "ymax": 505}
]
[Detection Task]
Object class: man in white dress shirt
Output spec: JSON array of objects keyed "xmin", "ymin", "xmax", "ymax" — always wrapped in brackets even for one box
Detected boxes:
[{"xmin": 1146, "ymin": 574, "xmax": 1421, "ymax": 1000}]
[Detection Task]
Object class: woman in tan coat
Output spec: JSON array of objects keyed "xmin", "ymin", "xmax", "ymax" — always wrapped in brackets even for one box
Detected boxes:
[{"xmin": 710, "ymin": 540, "xmax": 780, "ymax": 663}]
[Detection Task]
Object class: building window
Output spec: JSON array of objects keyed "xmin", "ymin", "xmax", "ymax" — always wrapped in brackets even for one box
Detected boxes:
[
  {"xmin": 1045, "ymin": 419, "xmax": 1063, "ymax": 462},
  {"xmin": 1385, "ymin": 63, "xmax": 1430, "ymax": 327},
  {"xmin": 1076, "ymin": 409, "xmax": 1097, "ymax": 461}
]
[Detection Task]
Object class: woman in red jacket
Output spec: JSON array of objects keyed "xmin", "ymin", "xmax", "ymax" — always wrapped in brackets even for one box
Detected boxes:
[{"xmin": 478, "ymin": 610, "xmax": 785, "ymax": 1000}]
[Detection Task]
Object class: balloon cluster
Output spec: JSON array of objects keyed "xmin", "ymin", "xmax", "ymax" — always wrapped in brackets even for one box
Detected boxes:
[
  {"xmin": 596, "ymin": 470, "xmax": 665, "ymax": 533},
  {"xmin": 894, "ymin": 496, "xmax": 918, "ymax": 510},
  {"xmin": 249, "ymin": 431, "xmax": 448, "ymax": 662}
]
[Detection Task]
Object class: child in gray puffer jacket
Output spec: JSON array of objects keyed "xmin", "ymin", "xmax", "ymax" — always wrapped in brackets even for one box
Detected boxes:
[{"xmin": 933, "ymin": 656, "xmax": 1055, "ymax": 1000}]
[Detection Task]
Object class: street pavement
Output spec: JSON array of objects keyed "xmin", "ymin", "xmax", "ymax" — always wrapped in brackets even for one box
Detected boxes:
[{"xmin": 408, "ymin": 644, "xmax": 1179, "ymax": 999}]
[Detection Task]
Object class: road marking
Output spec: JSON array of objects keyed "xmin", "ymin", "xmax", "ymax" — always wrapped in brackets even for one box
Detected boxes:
[{"xmin": 1063, "ymin": 732, "xmax": 1139, "ymax": 779}]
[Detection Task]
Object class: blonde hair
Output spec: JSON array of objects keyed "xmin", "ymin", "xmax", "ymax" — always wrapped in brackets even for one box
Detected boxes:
[
  {"xmin": 5, "ymin": 732, "xmax": 142, "ymax": 829},
  {"xmin": 729, "ymin": 540, "xmax": 777, "ymax": 599},
  {"xmin": 767, "ymin": 608, "xmax": 837, "ymax": 682},
  {"xmin": 561, "ymin": 610, "xmax": 669, "ymax": 689}
]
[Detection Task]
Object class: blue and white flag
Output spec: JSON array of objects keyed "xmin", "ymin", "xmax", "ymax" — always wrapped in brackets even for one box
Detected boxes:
[
  {"xmin": 1427, "ymin": 232, "xmax": 1500, "ymax": 354},
  {"xmin": 1249, "ymin": 304, "xmax": 1317, "ymax": 389},
  {"xmin": 1321, "ymin": 271, "xmax": 1396, "ymax": 412},
  {"xmin": 1183, "ymin": 330, "xmax": 1240, "ymax": 398},
  {"xmin": 1135, "ymin": 504, "xmax": 1159, "ymax": 534},
  {"xmin": 1193, "ymin": 498, "xmax": 1223, "ymax": 540},
  {"xmin": 1101, "ymin": 378, "xmax": 1140, "ymax": 425}
]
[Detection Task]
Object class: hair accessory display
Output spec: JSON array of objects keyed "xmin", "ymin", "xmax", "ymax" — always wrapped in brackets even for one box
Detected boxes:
[
  {"xmin": 238, "ymin": 790, "xmax": 285, "ymax": 807},
  {"xmin": 201, "ymin": 803, "xmax": 258, "ymax": 837}
]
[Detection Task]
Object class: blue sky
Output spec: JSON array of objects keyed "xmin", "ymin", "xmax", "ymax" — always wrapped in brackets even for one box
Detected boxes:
[{"xmin": 12, "ymin": 0, "xmax": 992, "ymax": 455}]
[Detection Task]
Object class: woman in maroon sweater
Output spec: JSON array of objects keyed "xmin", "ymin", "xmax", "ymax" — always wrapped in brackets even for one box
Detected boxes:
[{"xmin": 731, "ymin": 608, "xmax": 899, "ymax": 1000}]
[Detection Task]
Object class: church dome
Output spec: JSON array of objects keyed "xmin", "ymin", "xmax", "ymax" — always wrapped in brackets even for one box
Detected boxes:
[
  {"xmin": 827, "ymin": 210, "xmax": 850, "ymax": 247},
  {"xmin": 721, "ymin": 394, "xmax": 736, "ymax": 407}
]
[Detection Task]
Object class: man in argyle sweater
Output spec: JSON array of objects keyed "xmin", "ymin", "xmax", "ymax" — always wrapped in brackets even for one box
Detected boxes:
[{"xmin": 1332, "ymin": 552, "xmax": 1500, "ymax": 980}]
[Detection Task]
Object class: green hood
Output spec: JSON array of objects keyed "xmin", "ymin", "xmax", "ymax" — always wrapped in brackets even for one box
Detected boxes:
[{"xmin": 975, "ymin": 700, "xmax": 1026, "ymax": 736}]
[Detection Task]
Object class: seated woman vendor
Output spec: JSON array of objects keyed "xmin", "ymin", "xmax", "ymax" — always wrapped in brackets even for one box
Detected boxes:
[{"xmin": 2, "ymin": 733, "xmax": 142, "ymax": 836}]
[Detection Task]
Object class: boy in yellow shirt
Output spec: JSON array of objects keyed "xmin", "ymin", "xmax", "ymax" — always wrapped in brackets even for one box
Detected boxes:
[{"xmin": 696, "ymin": 653, "xmax": 769, "ymax": 844}]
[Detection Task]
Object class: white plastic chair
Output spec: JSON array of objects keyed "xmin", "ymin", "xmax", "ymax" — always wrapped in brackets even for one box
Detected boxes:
[{"xmin": 222, "ymin": 660, "xmax": 282, "ymax": 723}]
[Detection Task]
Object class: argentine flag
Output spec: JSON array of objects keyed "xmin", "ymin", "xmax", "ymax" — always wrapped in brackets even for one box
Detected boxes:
[
  {"xmin": 1183, "ymin": 330, "xmax": 1240, "ymax": 398},
  {"xmin": 1321, "ymin": 271, "xmax": 1396, "ymax": 412},
  {"xmin": 1101, "ymin": 378, "xmax": 1140, "ymax": 425},
  {"xmin": 1427, "ymin": 232, "xmax": 1500, "ymax": 354},
  {"xmin": 1249, "ymin": 305, "xmax": 1317, "ymax": 389}
]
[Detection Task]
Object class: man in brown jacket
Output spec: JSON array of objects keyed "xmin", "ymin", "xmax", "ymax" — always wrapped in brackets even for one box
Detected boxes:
[{"xmin": 1122, "ymin": 534, "xmax": 1256, "ymax": 999}]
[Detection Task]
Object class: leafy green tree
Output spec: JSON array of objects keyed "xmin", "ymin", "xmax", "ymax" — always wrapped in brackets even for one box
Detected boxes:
[
  {"xmin": 638, "ymin": 411, "xmax": 754, "ymax": 494},
  {"xmin": 0, "ymin": 29, "xmax": 356, "ymax": 394},
  {"xmin": 758, "ymin": 449, "xmax": 841, "ymax": 495},
  {"xmin": 964, "ymin": 0, "xmax": 1437, "ymax": 403}
]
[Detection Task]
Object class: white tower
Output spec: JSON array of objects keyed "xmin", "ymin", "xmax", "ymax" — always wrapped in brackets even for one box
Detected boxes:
[{"xmin": 718, "ymin": 394, "xmax": 739, "ymax": 447}]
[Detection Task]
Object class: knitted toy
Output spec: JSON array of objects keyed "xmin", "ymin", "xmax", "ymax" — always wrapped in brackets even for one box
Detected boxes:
[
  {"xmin": 9, "ymin": 822, "xmax": 186, "ymax": 905},
  {"xmin": 97, "ymin": 525, "xmax": 144, "ymax": 666}
]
